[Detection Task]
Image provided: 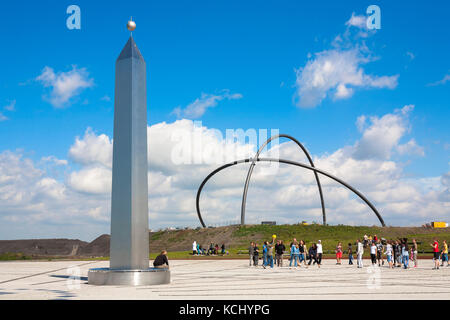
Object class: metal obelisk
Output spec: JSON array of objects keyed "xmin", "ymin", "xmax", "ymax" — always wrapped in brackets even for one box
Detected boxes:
[
  {"xmin": 88, "ymin": 19, "xmax": 170, "ymax": 285},
  {"xmin": 109, "ymin": 35, "xmax": 149, "ymax": 270}
]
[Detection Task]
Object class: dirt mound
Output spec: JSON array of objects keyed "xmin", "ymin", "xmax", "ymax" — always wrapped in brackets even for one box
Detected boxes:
[
  {"xmin": 0, "ymin": 239, "xmax": 88, "ymax": 256},
  {"xmin": 78, "ymin": 234, "xmax": 110, "ymax": 257}
]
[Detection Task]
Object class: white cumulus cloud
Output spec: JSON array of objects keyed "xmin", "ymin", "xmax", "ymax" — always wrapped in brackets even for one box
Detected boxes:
[
  {"xmin": 36, "ymin": 66, "xmax": 94, "ymax": 108},
  {"xmin": 172, "ymin": 91, "xmax": 243, "ymax": 119},
  {"xmin": 294, "ymin": 12, "xmax": 398, "ymax": 108},
  {"xmin": 352, "ymin": 105, "xmax": 421, "ymax": 160},
  {"xmin": 295, "ymin": 48, "xmax": 398, "ymax": 108},
  {"xmin": 345, "ymin": 13, "xmax": 367, "ymax": 29}
]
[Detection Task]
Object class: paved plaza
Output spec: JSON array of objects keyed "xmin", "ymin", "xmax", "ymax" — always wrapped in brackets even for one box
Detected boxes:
[{"xmin": 0, "ymin": 259, "xmax": 449, "ymax": 300}]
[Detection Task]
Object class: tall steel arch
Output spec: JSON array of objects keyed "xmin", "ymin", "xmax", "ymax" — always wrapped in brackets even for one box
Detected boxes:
[{"xmin": 241, "ymin": 134, "xmax": 326, "ymax": 225}]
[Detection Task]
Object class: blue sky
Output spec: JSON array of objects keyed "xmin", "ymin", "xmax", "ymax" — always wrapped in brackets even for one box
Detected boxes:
[{"xmin": 0, "ymin": 1, "xmax": 449, "ymax": 240}]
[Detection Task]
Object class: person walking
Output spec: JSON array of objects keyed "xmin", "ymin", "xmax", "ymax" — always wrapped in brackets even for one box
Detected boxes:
[
  {"xmin": 248, "ymin": 241, "xmax": 254, "ymax": 266},
  {"xmin": 316, "ymin": 240, "xmax": 323, "ymax": 266},
  {"xmin": 299, "ymin": 240, "xmax": 307, "ymax": 267},
  {"xmin": 395, "ymin": 240, "xmax": 402, "ymax": 267},
  {"xmin": 441, "ymin": 240, "xmax": 448, "ymax": 267},
  {"xmin": 308, "ymin": 243, "xmax": 319, "ymax": 267},
  {"xmin": 401, "ymin": 239, "xmax": 409, "ymax": 269},
  {"xmin": 348, "ymin": 243, "xmax": 354, "ymax": 265},
  {"xmin": 262, "ymin": 241, "xmax": 268, "ymax": 267},
  {"xmin": 335, "ymin": 242, "xmax": 343, "ymax": 265},
  {"xmin": 412, "ymin": 239, "xmax": 418, "ymax": 268},
  {"xmin": 275, "ymin": 240, "xmax": 285, "ymax": 267},
  {"xmin": 385, "ymin": 240, "xmax": 394, "ymax": 268},
  {"xmin": 376, "ymin": 239, "xmax": 384, "ymax": 267},
  {"xmin": 267, "ymin": 240, "xmax": 274, "ymax": 268},
  {"xmin": 393, "ymin": 240, "xmax": 398, "ymax": 267},
  {"xmin": 357, "ymin": 239, "xmax": 364, "ymax": 268},
  {"xmin": 253, "ymin": 242, "xmax": 260, "ymax": 266},
  {"xmin": 289, "ymin": 242, "xmax": 300, "ymax": 267},
  {"xmin": 289, "ymin": 238, "xmax": 297, "ymax": 265},
  {"xmin": 370, "ymin": 241, "xmax": 377, "ymax": 266},
  {"xmin": 431, "ymin": 238, "xmax": 440, "ymax": 270}
]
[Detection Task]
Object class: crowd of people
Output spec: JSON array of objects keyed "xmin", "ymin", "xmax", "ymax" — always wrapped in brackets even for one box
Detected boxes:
[
  {"xmin": 246, "ymin": 234, "xmax": 449, "ymax": 270},
  {"xmin": 152, "ymin": 236, "xmax": 449, "ymax": 271},
  {"xmin": 248, "ymin": 236, "xmax": 324, "ymax": 269},
  {"xmin": 191, "ymin": 241, "xmax": 228, "ymax": 256}
]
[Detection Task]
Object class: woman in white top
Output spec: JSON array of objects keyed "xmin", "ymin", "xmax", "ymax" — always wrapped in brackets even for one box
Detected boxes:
[
  {"xmin": 192, "ymin": 241, "xmax": 197, "ymax": 255},
  {"xmin": 316, "ymin": 240, "xmax": 323, "ymax": 266},
  {"xmin": 357, "ymin": 239, "xmax": 364, "ymax": 268},
  {"xmin": 370, "ymin": 242, "xmax": 377, "ymax": 265},
  {"xmin": 385, "ymin": 240, "xmax": 393, "ymax": 268}
]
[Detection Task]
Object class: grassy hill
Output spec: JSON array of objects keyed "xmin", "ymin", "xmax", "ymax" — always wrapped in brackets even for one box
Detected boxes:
[
  {"xmin": 1, "ymin": 224, "xmax": 449, "ymax": 260},
  {"xmin": 148, "ymin": 224, "xmax": 450, "ymax": 257}
]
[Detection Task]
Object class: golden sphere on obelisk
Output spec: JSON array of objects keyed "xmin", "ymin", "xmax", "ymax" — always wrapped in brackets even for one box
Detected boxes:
[{"xmin": 127, "ymin": 18, "xmax": 136, "ymax": 32}]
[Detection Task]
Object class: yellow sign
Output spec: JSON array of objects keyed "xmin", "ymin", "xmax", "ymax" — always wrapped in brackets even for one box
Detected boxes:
[{"xmin": 432, "ymin": 222, "xmax": 448, "ymax": 228}]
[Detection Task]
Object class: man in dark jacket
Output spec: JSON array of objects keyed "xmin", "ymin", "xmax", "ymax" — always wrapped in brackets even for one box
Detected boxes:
[
  {"xmin": 153, "ymin": 250, "xmax": 169, "ymax": 269},
  {"xmin": 275, "ymin": 240, "xmax": 286, "ymax": 267},
  {"xmin": 253, "ymin": 243, "xmax": 260, "ymax": 266}
]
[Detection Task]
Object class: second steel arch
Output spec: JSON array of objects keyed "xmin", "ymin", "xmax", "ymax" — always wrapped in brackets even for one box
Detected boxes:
[{"xmin": 241, "ymin": 134, "xmax": 326, "ymax": 225}]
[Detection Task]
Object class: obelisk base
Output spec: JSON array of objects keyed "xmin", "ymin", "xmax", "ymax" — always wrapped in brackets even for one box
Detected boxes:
[{"xmin": 88, "ymin": 268, "xmax": 170, "ymax": 286}]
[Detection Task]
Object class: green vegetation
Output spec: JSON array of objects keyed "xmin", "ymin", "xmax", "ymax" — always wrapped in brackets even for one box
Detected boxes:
[
  {"xmin": 150, "ymin": 231, "xmax": 165, "ymax": 241},
  {"xmin": 0, "ymin": 252, "xmax": 33, "ymax": 261}
]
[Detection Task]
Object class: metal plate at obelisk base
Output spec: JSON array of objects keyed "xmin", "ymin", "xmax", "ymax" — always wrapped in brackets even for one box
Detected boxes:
[
  {"xmin": 88, "ymin": 23, "xmax": 169, "ymax": 286},
  {"xmin": 88, "ymin": 268, "xmax": 170, "ymax": 286}
]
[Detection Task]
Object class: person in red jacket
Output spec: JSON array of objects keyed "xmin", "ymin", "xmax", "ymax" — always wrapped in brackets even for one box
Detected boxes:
[{"xmin": 431, "ymin": 239, "xmax": 439, "ymax": 270}]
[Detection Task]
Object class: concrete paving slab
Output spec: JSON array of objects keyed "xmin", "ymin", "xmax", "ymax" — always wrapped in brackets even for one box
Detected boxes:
[{"xmin": 0, "ymin": 259, "xmax": 448, "ymax": 300}]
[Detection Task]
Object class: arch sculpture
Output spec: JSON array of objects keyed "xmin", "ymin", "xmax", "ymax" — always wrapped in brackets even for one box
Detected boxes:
[{"xmin": 195, "ymin": 135, "xmax": 385, "ymax": 228}]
